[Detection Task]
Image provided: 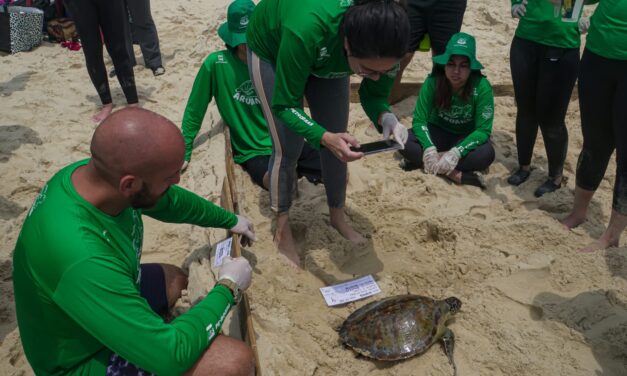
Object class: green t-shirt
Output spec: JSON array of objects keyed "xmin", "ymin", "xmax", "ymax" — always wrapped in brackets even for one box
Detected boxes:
[
  {"xmin": 413, "ymin": 74, "xmax": 494, "ymax": 157},
  {"xmin": 512, "ymin": 0, "xmax": 583, "ymax": 48},
  {"xmin": 586, "ymin": 0, "xmax": 627, "ymax": 60},
  {"xmin": 13, "ymin": 160, "xmax": 239, "ymax": 376},
  {"xmin": 182, "ymin": 49, "xmax": 272, "ymax": 164},
  {"xmin": 246, "ymin": 0, "xmax": 395, "ymax": 148}
]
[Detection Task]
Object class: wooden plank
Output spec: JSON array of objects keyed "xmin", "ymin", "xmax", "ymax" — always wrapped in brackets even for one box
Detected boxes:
[
  {"xmin": 221, "ymin": 126, "xmax": 262, "ymax": 376},
  {"xmin": 348, "ymin": 82, "xmax": 579, "ymax": 104}
]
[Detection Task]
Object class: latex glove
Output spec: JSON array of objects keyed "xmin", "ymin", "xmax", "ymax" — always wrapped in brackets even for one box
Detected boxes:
[
  {"xmin": 434, "ymin": 147, "xmax": 461, "ymax": 175},
  {"xmin": 511, "ymin": 0, "xmax": 527, "ymax": 18},
  {"xmin": 230, "ymin": 215, "xmax": 256, "ymax": 247},
  {"xmin": 321, "ymin": 132, "xmax": 364, "ymax": 162},
  {"xmin": 381, "ymin": 112, "xmax": 409, "ymax": 148},
  {"xmin": 578, "ymin": 17, "xmax": 590, "ymax": 34},
  {"xmin": 218, "ymin": 256, "xmax": 253, "ymax": 291},
  {"xmin": 422, "ymin": 146, "xmax": 439, "ymax": 175},
  {"xmin": 181, "ymin": 160, "xmax": 189, "ymax": 172}
]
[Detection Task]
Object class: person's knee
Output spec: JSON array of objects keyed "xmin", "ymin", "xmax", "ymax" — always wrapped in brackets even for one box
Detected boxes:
[{"xmin": 159, "ymin": 264, "xmax": 188, "ymax": 307}]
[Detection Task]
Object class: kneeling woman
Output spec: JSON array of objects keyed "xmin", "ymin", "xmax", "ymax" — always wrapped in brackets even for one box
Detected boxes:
[{"xmin": 399, "ymin": 32, "xmax": 495, "ymax": 188}]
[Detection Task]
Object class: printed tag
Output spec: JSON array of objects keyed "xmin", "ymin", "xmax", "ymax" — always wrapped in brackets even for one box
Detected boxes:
[
  {"xmin": 319, "ymin": 275, "xmax": 381, "ymax": 306},
  {"xmin": 213, "ymin": 237, "xmax": 233, "ymax": 267}
]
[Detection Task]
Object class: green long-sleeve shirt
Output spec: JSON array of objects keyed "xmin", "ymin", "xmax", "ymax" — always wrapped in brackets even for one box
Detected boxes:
[
  {"xmin": 13, "ymin": 159, "xmax": 238, "ymax": 375},
  {"xmin": 246, "ymin": 0, "xmax": 395, "ymax": 148},
  {"xmin": 585, "ymin": 0, "xmax": 627, "ymax": 60},
  {"xmin": 413, "ymin": 74, "xmax": 494, "ymax": 157},
  {"xmin": 181, "ymin": 49, "xmax": 272, "ymax": 164},
  {"xmin": 512, "ymin": 0, "xmax": 585, "ymax": 48}
]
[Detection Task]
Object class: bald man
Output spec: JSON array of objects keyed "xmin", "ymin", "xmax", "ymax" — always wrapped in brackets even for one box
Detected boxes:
[{"xmin": 13, "ymin": 108, "xmax": 256, "ymax": 376}]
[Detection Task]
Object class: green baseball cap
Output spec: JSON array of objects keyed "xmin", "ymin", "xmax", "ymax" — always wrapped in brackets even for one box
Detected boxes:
[
  {"xmin": 432, "ymin": 32, "xmax": 484, "ymax": 70},
  {"xmin": 218, "ymin": 0, "xmax": 255, "ymax": 48}
]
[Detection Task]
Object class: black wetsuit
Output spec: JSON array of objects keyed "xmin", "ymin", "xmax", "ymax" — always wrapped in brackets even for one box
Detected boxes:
[{"xmin": 65, "ymin": 0, "xmax": 138, "ymax": 105}]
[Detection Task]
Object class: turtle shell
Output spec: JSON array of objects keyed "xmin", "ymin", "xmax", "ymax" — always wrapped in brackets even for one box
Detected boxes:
[{"xmin": 339, "ymin": 295, "xmax": 448, "ymax": 361}]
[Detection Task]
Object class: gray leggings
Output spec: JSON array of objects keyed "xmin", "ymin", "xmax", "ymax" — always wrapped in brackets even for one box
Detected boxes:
[{"xmin": 248, "ymin": 50, "xmax": 349, "ymax": 213}]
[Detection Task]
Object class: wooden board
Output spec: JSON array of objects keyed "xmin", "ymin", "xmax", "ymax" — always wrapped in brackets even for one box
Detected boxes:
[
  {"xmin": 221, "ymin": 127, "xmax": 262, "ymax": 375},
  {"xmin": 349, "ymin": 82, "xmax": 579, "ymax": 104}
]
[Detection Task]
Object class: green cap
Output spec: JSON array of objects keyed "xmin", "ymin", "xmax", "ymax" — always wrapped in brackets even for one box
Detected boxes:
[
  {"xmin": 218, "ymin": 0, "xmax": 255, "ymax": 48},
  {"xmin": 432, "ymin": 32, "xmax": 484, "ymax": 70}
]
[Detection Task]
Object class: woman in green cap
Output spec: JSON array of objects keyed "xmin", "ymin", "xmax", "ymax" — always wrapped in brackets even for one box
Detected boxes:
[
  {"xmin": 398, "ymin": 32, "xmax": 495, "ymax": 189},
  {"xmin": 506, "ymin": 0, "xmax": 592, "ymax": 197},
  {"xmin": 561, "ymin": 0, "xmax": 627, "ymax": 252},
  {"xmin": 246, "ymin": 0, "xmax": 410, "ymax": 267}
]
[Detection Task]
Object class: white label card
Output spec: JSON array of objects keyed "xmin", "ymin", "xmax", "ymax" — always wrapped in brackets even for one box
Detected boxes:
[
  {"xmin": 319, "ymin": 275, "xmax": 381, "ymax": 306},
  {"xmin": 213, "ymin": 237, "xmax": 233, "ymax": 267}
]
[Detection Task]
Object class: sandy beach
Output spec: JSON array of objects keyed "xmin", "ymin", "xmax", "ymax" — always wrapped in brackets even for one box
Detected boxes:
[{"xmin": 1, "ymin": 0, "xmax": 626, "ymax": 375}]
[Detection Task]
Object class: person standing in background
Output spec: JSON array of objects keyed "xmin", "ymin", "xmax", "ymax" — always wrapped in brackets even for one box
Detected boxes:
[
  {"xmin": 561, "ymin": 0, "xmax": 627, "ymax": 252},
  {"xmin": 389, "ymin": 0, "xmax": 467, "ymax": 104},
  {"xmin": 124, "ymin": 0, "xmax": 165, "ymax": 76},
  {"xmin": 506, "ymin": 0, "xmax": 591, "ymax": 197},
  {"xmin": 64, "ymin": 0, "xmax": 139, "ymax": 123}
]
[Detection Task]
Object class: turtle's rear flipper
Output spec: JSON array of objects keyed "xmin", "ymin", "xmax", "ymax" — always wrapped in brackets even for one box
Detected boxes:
[{"xmin": 441, "ymin": 328, "xmax": 457, "ymax": 376}]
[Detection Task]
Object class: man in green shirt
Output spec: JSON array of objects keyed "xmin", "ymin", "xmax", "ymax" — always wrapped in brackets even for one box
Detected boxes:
[
  {"xmin": 13, "ymin": 108, "xmax": 256, "ymax": 375},
  {"xmin": 182, "ymin": 0, "xmax": 322, "ymax": 190}
]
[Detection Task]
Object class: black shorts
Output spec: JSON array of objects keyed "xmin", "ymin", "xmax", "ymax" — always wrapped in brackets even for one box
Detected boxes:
[
  {"xmin": 241, "ymin": 143, "xmax": 323, "ymax": 189},
  {"xmin": 105, "ymin": 264, "xmax": 167, "ymax": 376},
  {"xmin": 406, "ymin": 0, "xmax": 467, "ymax": 54}
]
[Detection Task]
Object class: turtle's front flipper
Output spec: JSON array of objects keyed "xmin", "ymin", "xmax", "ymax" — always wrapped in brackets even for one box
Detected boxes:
[{"xmin": 441, "ymin": 328, "xmax": 457, "ymax": 376}]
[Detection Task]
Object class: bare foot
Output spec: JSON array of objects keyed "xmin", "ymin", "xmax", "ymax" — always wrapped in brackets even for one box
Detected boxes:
[
  {"xmin": 92, "ymin": 103, "xmax": 113, "ymax": 123},
  {"xmin": 329, "ymin": 208, "xmax": 366, "ymax": 244},
  {"xmin": 561, "ymin": 213, "xmax": 586, "ymax": 230},
  {"xmin": 274, "ymin": 214, "xmax": 301, "ymax": 268},
  {"xmin": 330, "ymin": 219, "xmax": 366, "ymax": 244},
  {"xmin": 579, "ymin": 237, "xmax": 619, "ymax": 253}
]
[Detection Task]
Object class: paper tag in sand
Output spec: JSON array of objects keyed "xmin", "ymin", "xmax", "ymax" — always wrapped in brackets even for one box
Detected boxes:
[
  {"xmin": 319, "ymin": 275, "xmax": 381, "ymax": 306},
  {"xmin": 213, "ymin": 237, "xmax": 233, "ymax": 267}
]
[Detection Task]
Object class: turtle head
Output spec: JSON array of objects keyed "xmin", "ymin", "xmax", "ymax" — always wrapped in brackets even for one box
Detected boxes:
[{"xmin": 444, "ymin": 297, "xmax": 462, "ymax": 314}]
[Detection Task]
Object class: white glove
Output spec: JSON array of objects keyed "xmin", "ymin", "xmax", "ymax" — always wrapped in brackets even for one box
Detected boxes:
[
  {"xmin": 578, "ymin": 17, "xmax": 590, "ymax": 34},
  {"xmin": 230, "ymin": 215, "xmax": 256, "ymax": 246},
  {"xmin": 381, "ymin": 112, "xmax": 409, "ymax": 148},
  {"xmin": 422, "ymin": 146, "xmax": 439, "ymax": 175},
  {"xmin": 218, "ymin": 256, "xmax": 252, "ymax": 291},
  {"xmin": 434, "ymin": 147, "xmax": 461, "ymax": 175},
  {"xmin": 511, "ymin": 0, "xmax": 527, "ymax": 18}
]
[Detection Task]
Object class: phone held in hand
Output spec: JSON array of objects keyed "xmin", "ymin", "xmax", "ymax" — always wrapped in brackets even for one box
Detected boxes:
[{"xmin": 350, "ymin": 139, "xmax": 402, "ymax": 155}]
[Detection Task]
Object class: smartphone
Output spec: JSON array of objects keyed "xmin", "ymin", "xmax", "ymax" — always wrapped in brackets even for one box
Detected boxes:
[{"xmin": 350, "ymin": 139, "xmax": 402, "ymax": 155}]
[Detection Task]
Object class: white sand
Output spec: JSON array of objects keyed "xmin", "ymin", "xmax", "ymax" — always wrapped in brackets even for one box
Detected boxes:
[{"xmin": 1, "ymin": 0, "xmax": 625, "ymax": 375}]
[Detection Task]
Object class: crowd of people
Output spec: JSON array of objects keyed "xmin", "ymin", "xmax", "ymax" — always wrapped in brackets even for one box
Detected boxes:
[{"xmin": 11, "ymin": 0, "xmax": 627, "ymax": 374}]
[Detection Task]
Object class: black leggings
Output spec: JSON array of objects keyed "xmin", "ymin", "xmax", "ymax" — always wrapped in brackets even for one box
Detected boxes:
[
  {"xmin": 65, "ymin": 0, "xmax": 138, "ymax": 105},
  {"xmin": 576, "ymin": 49, "xmax": 627, "ymax": 214},
  {"xmin": 406, "ymin": 0, "xmax": 467, "ymax": 54},
  {"xmin": 510, "ymin": 36, "xmax": 579, "ymax": 178},
  {"xmin": 399, "ymin": 126, "xmax": 495, "ymax": 172}
]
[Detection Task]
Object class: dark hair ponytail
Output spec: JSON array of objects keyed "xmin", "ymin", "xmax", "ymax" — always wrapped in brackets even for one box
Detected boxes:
[{"xmin": 342, "ymin": 0, "xmax": 410, "ymax": 59}]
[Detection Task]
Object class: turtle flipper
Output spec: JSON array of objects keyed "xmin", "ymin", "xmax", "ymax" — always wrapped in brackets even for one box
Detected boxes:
[{"xmin": 441, "ymin": 328, "xmax": 457, "ymax": 376}]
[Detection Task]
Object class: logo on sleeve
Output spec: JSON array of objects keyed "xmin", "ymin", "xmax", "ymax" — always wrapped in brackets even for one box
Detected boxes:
[
  {"xmin": 28, "ymin": 184, "xmax": 48, "ymax": 217},
  {"xmin": 481, "ymin": 105, "xmax": 493, "ymax": 120}
]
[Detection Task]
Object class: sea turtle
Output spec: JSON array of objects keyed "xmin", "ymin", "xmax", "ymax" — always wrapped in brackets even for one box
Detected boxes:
[{"xmin": 339, "ymin": 295, "xmax": 461, "ymax": 375}]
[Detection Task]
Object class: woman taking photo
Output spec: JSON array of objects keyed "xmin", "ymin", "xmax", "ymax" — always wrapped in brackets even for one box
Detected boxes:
[
  {"xmin": 399, "ymin": 32, "xmax": 495, "ymax": 189},
  {"xmin": 246, "ymin": 0, "xmax": 410, "ymax": 267}
]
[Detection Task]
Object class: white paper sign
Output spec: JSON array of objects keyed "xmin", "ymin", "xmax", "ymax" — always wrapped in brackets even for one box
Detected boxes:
[
  {"xmin": 213, "ymin": 237, "xmax": 233, "ymax": 267},
  {"xmin": 319, "ymin": 275, "xmax": 381, "ymax": 306}
]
